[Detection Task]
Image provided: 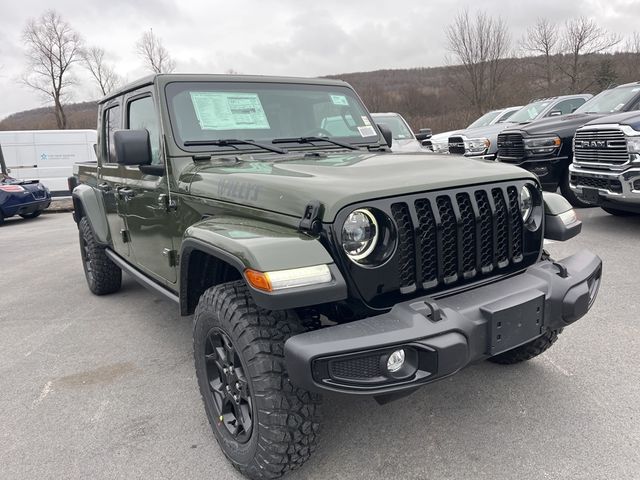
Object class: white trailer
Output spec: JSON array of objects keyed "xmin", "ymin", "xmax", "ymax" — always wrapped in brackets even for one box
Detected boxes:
[{"xmin": 0, "ymin": 129, "xmax": 97, "ymax": 196}]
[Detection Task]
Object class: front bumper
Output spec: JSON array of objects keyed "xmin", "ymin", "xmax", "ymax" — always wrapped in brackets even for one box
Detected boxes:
[
  {"xmin": 285, "ymin": 251, "xmax": 602, "ymax": 396},
  {"xmin": 570, "ymin": 164, "xmax": 640, "ymax": 209},
  {"xmin": 500, "ymin": 156, "xmax": 568, "ymax": 191}
]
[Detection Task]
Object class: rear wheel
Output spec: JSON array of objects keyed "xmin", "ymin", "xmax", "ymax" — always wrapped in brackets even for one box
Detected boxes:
[
  {"xmin": 601, "ymin": 206, "xmax": 637, "ymax": 216},
  {"xmin": 78, "ymin": 216, "xmax": 122, "ymax": 295},
  {"xmin": 193, "ymin": 281, "xmax": 321, "ymax": 480},
  {"xmin": 560, "ymin": 171, "xmax": 593, "ymax": 208},
  {"xmin": 488, "ymin": 330, "xmax": 560, "ymax": 365},
  {"xmin": 19, "ymin": 210, "xmax": 42, "ymax": 219}
]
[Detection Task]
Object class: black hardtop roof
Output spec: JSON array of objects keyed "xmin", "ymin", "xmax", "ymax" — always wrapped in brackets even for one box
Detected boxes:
[{"xmin": 99, "ymin": 73, "xmax": 352, "ymax": 104}]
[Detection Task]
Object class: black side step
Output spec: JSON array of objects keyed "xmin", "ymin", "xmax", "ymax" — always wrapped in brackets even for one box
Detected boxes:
[{"xmin": 105, "ymin": 249, "xmax": 179, "ymax": 304}]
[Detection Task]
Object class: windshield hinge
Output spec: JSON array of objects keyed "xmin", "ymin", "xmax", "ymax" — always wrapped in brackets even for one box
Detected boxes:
[{"xmin": 298, "ymin": 200, "xmax": 324, "ymax": 235}]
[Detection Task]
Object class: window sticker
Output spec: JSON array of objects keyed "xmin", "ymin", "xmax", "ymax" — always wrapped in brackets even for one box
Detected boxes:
[
  {"xmin": 613, "ymin": 103, "xmax": 625, "ymax": 111},
  {"xmin": 189, "ymin": 92, "xmax": 270, "ymax": 130},
  {"xmin": 330, "ymin": 94, "xmax": 349, "ymax": 106},
  {"xmin": 358, "ymin": 126, "xmax": 377, "ymax": 137},
  {"xmin": 361, "ymin": 116, "xmax": 371, "ymax": 126}
]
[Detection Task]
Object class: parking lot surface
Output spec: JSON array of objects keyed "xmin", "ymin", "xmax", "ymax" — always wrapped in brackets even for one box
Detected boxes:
[{"xmin": 1, "ymin": 210, "xmax": 639, "ymax": 480}]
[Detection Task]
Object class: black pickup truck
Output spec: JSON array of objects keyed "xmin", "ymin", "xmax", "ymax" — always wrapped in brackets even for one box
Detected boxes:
[{"xmin": 496, "ymin": 82, "xmax": 640, "ymax": 207}]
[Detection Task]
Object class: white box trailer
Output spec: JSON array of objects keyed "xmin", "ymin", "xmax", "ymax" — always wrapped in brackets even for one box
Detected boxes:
[{"xmin": 0, "ymin": 129, "xmax": 97, "ymax": 196}]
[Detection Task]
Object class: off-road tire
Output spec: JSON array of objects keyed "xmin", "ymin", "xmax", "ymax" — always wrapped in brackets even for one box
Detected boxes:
[
  {"xmin": 78, "ymin": 216, "xmax": 122, "ymax": 295},
  {"xmin": 488, "ymin": 329, "xmax": 560, "ymax": 365},
  {"xmin": 560, "ymin": 171, "xmax": 593, "ymax": 208},
  {"xmin": 601, "ymin": 206, "xmax": 636, "ymax": 216},
  {"xmin": 193, "ymin": 281, "xmax": 321, "ymax": 480},
  {"xmin": 20, "ymin": 210, "xmax": 42, "ymax": 219}
]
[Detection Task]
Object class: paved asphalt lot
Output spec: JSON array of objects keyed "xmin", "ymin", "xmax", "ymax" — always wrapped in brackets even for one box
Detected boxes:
[{"xmin": 1, "ymin": 210, "xmax": 639, "ymax": 480}]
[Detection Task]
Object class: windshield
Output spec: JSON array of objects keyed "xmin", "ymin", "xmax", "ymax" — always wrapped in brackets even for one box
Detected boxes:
[
  {"xmin": 495, "ymin": 108, "xmax": 518, "ymax": 123},
  {"xmin": 467, "ymin": 110, "xmax": 502, "ymax": 129},
  {"xmin": 371, "ymin": 114, "xmax": 414, "ymax": 140},
  {"xmin": 165, "ymin": 81, "xmax": 381, "ymax": 151},
  {"xmin": 574, "ymin": 85, "xmax": 640, "ymax": 114},
  {"xmin": 508, "ymin": 100, "xmax": 552, "ymax": 123}
]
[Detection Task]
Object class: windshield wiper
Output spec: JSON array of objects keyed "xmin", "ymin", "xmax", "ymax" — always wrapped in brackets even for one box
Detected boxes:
[
  {"xmin": 184, "ymin": 139, "xmax": 288, "ymax": 154},
  {"xmin": 272, "ymin": 136, "xmax": 360, "ymax": 151}
]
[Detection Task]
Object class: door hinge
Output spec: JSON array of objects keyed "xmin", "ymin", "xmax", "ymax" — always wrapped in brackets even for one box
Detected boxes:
[
  {"xmin": 162, "ymin": 248, "xmax": 179, "ymax": 267},
  {"xmin": 120, "ymin": 229, "xmax": 130, "ymax": 243},
  {"xmin": 158, "ymin": 194, "xmax": 177, "ymax": 212}
]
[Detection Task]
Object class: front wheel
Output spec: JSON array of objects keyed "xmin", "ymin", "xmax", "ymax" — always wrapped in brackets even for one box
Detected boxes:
[
  {"xmin": 193, "ymin": 281, "xmax": 321, "ymax": 480},
  {"xmin": 488, "ymin": 330, "xmax": 560, "ymax": 365}
]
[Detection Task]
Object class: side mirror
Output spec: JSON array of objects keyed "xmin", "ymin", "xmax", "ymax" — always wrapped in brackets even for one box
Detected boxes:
[
  {"xmin": 377, "ymin": 123, "xmax": 393, "ymax": 148},
  {"xmin": 548, "ymin": 110, "xmax": 562, "ymax": 117},
  {"xmin": 543, "ymin": 192, "xmax": 582, "ymax": 241},
  {"xmin": 114, "ymin": 129, "xmax": 152, "ymax": 167},
  {"xmin": 415, "ymin": 128, "xmax": 432, "ymax": 141}
]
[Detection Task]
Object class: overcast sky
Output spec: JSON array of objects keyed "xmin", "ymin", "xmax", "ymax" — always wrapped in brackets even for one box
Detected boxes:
[{"xmin": 1, "ymin": 0, "xmax": 639, "ymax": 120}]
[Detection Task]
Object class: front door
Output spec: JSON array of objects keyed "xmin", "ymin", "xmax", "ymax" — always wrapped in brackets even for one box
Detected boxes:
[{"xmin": 119, "ymin": 92, "xmax": 177, "ymax": 284}]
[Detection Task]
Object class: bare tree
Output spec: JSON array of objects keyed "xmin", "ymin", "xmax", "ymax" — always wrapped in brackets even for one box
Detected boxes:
[
  {"xmin": 521, "ymin": 17, "xmax": 559, "ymax": 91},
  {"xmin": 446, "ymin": 10, "xmax": 511, "ymax": 115},
  {"xmin": 81, "ymin": 46, "xmax": 121, "ymax": 96},
  {"xmin": 136, "ymin": 29, "xmax": 175, "ymax": 74},
  {"xmin": 559, "ymin": 17, "xmax": 621, "ymax": 92},
  {"xmin": 22, "ymin": 10, "xmax": 82, "ymax": 129}
]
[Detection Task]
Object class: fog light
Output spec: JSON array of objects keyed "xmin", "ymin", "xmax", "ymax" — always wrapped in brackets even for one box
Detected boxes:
[{"xmin": 386, "ymin": 349, "xmax": 405, "ymax": 373}]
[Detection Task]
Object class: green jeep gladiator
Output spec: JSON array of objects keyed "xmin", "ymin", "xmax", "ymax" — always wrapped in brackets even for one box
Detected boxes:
[{"xmin": 70, "ymin": 74, "xmax": 603, "ymax": 479}]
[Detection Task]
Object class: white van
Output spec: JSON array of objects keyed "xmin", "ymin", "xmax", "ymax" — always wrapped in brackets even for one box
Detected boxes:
[{"xmin": 0, "ymin": 130, "xmax": 97, "ymax": 196}]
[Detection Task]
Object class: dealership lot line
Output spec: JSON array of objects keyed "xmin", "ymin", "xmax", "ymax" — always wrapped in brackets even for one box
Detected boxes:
[{"xmin": 1, "ymin": 210, "xmax": 639, "ymax": 480}]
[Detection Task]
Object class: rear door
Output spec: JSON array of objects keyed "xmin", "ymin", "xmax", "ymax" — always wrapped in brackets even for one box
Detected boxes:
[
  {"xmin": 97, "ymin": 100, "xmax": 131, "ymax": 258},
  {"xmin": 119, "ymin": 89, "xmax": 177, "ymax": 284}
]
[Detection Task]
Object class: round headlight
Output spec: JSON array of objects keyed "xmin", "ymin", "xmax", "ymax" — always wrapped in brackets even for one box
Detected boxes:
[
  {"xmin": 342, "ymin": 209, "xmax": 378, "ymax": 261},
  {"xmin": 520, "ymin": 185, "xmax": 533, "ymax": 222}
]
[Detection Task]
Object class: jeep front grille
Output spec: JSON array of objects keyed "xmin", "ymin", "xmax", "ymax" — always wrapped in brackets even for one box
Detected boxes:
[
  {"xmin": 574, "ymin": 129, "xmax": 629, "ymax": 167},
  {"xmin": 448, "ymin": 136, "xmax": 466, "ymax": 155},
  {"xmin": 334, "ymin": 181, "xmax": 542, "ymax": 309},
  {"xmin": 497, "ymin": 133, "xmax": 525, "ymax": 161}
]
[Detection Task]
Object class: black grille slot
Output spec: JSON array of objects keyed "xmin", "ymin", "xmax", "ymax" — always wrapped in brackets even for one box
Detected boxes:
[
  {"xmin": 436, "ymin": 196, "xmax": 458, "ymax": 281},
  {"xmin": 415, "ymin": 199, "xmax": 437, "ymax": 284},
  {"xmin": 448, "ymin": 136, "xmax": 466, "ymax": 155},
  {"xmin": 330, "ymin": 355, "xmax": 382, "ymax": 380},
  {"xmin": 497, "ymin": 133, "xmax": 525, "ymax": 160},
  {"xmin": 492, "ymin": 188, "xmax": 510, "ymax": 264},
  {"xmin": 391, "ymin": 203, "xmax": 416, "ymax": 289},
  {"xmin": 456, "ymin": 193, "xmax": 477, "ymax": 275},
  {"xmin": 475, "ymin": 190, "xmax": 494, "ymax": 271},
  {"xmin": 507, "ymin": 187, "xmax": 523, "ymax": 261}
]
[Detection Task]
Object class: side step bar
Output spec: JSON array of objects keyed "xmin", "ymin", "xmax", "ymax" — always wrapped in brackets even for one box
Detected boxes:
[{"xmin": 105, "ymin": 249, "xmax": 179, "ymax": 304}]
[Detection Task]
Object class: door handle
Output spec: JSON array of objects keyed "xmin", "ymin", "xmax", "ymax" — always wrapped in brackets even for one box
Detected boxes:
[
  {"xmin": 116, "ymin": 186, "xmax": 136, "ymax": 200},
  {"xmin": 98, "ymin": 182, "xmax": 112, "ymax": 192}
]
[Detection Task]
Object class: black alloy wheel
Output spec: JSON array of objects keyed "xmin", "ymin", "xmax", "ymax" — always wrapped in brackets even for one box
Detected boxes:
[{"xmin": 204, "ymin": 328, "xmax": 253, "ymax": 443}]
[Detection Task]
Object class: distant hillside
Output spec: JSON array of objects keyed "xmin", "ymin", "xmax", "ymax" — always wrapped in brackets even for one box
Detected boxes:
[
  {"xmin": 0, "ymin": 101, "xmax": 98, "ymax": 131},
  {"xmin": 2, "ymin": 51, "xmax": 639, "ymax": 134}
]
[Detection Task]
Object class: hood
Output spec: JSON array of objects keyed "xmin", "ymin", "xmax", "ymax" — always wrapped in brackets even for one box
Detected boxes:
[
  {"xmin": 391, "ymin": 138, "xmax": 426, "ymax": 153},
  {"xmin": 186, "ymin": 152, "xmax": 537, "ymax": 221},
  {"xmin": 582, "ymin": 111, "xmax": 640, "ymax": 130},
  {"xmin": 507, "ymin": 113, "xmax": 606, "ymax": 136},
  {"xmin": 455, "ymin": 122, "xmax": 516, "ymax": 139},
  {"xmin": 429, "ymin": 130, "xmax": 462, "ymax": 143}
]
